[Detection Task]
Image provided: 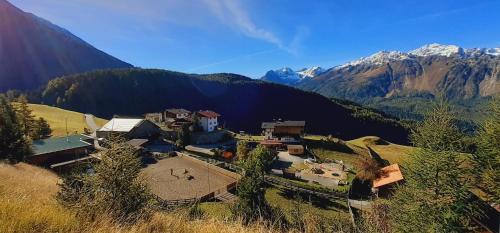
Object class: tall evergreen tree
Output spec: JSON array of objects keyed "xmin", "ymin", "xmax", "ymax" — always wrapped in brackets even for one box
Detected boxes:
[
  {"xmin": 33, "ymin": 117, "xmax": 52, "ymax": 140},
  {"xmin": 232, "ymin": 145, "xmax": 275, "ymax": 223},
  {"xmin": 473, "ymin": 98, "xmax": 500, "ymax": 204},
  {"xmin": 0, "ymin": 96, "xmax": 29, "ymax": 162},
  {"xmin": 236, "ymin": 140, "xmax": 250, "ymax": 160},
  {"xmin": 15, "ymin": 95, "xmax": 36, "ymax": 139},
  {"xmin": 388, "ymin": 102, "xmax": 479, "ymax": 232}
]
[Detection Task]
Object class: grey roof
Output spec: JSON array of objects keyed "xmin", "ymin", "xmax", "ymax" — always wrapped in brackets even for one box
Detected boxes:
[
  {"xmin": 262, "ymin": 121, "xmax": 306, "ymax": 129},
  {"xmin": 127, "ymin": 139, "xmax": 149, "ymax": 147},
  {"xmin": 32, "ymin": 135, "xmax": 92, "ymax": 156},
  {"xmin": 262, "ymin": 122, "xmax": 276, "ymax": 129},
  {"xmin": 165, "ymin": 108, "xmax": 191, "ymax": 115}
]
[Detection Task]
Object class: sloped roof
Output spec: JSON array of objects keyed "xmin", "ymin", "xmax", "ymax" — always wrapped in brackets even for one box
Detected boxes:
[
  {"xmin": 262, "ymin": 121, "xmax": 306, "ymax": 129},
  {"xmin": 99, "ymin": 118, "xmax": 144, "ymax": 132},
  {"xmin": 32, "ymin": 134, "xmax": 92, "ymax": 156},
  {"xmin": 127, "ymin": 139, "xmax": 149, "ymax": 148},
  {"xmin": 373, "ymin": 163, "xmax": 404, "ymax": 188},
  {"xmin": 197, "ymin": 110, "xmax": 220, "ymax": 118},
  {"xmin": 262, "ymin": 122, "xmax": 276, "ymax": 129}
]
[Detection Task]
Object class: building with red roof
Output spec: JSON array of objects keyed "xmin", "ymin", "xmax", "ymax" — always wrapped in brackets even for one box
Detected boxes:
[{"xmin": 196, "ymin": 110, "xmax": 221, "ymax": 132}]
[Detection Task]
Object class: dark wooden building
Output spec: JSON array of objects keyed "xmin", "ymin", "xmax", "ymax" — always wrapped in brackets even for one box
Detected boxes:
[{"xmin": 29, "ymin": 134, "xmax": 94, "ymax": 167}]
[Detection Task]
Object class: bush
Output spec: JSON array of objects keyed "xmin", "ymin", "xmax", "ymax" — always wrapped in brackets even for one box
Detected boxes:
[{"xmin": 57, "ymin": 141, "xmax": 153, "ymax": 223}]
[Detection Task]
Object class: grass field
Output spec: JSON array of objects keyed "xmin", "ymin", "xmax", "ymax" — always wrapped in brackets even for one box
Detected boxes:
[
  {"xmin": 26, "ymin": 104, "xmax": 107, "ymax": 137},
  {"xmin": 306, "ymin": 135, "xmax": 414, "ymax": 165},
  {"xmin": 265, "ymin": 187, "xmax": 352, "ymax": 225},
  {"xmin": 0, "ymin": 162, "xmax": 284, "ymax": 233},
  {"xmin": 199, "ymin": 186, "xmax": 352, "ymax": 226},
  {"xmin": 347, "ymin": 136, "xmax": 414, "ymax": 164}
]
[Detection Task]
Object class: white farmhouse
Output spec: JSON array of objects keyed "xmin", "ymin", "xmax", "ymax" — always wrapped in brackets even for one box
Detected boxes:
[{"xmin": 196, "ymin": 110, "xmax": 221, "ymax": 132}]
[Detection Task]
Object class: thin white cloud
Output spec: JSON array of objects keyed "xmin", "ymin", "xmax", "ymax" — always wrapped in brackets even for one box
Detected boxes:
[
  {"xmin": 202, "ymin": 0, "xmax": 304, "ymax": 54},
  {"xmin": 188, "ymin": 49, "xmax": 278, "ymax": 72},
  {"xmin": 203, "ymin": 1, "xmax": 282, "ymax": 46}
]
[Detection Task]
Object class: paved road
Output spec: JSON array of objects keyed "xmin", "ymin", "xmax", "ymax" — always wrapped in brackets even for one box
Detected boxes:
[{"xmin": 84, "ymin": 114, "xmax": 99, "ymax": 132}]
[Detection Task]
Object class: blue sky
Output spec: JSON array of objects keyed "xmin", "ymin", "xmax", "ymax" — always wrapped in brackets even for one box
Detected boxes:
[{"xmin": 10, "ymin": 0, "xmax": 500, "ymax": 78}]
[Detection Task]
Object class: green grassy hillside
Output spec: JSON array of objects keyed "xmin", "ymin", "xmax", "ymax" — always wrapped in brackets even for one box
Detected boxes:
[{"xmin": 27, "ymin": 104, "xmax": 107, "ymax": 137}]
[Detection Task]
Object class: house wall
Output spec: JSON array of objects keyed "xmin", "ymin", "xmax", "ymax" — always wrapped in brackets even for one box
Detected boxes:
[
  {"xmin": 264, "ymin": 128, "xmax": 274, "ymax": 139},
  {"xmin": 288, "ymin": 147, "xmax": 304, "ymax": 155},
  {"xmin": 164, "ymin": 111, "xmax": 189, "ymax": 119},
  {"xmin": 129, "ymin": 121, "xmax": 161, "ymax": 139},
  {"xmin": 145, "ymin": 113, "xmax": 163, "ymax": 123},
  {"xmin": 200, "ymin": 117, "xmax": 218, "ymax": 132},
  {"xmin": 96, "ymin": 131, "xmax": 127, "ymax": 139},
  {"xmin": 27, "ymin": 146, "xmax": 92, "ymax": 166},
  {"xmin": 274, "ymin": 126, "xmax": 304, "ymax": 135}
]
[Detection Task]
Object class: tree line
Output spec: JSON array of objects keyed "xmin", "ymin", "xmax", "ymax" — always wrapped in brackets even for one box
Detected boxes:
[{"xmin": 0, "ymin": 95, "xmax": 52, "ymax": 163}]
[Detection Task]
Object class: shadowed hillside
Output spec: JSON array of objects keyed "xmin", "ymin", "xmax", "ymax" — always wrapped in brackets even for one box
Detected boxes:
[
  {"xmin": 39, "ymin": 69, "xmax": 410, "ymax": 144},
  {"xmin": 0, "ymin": 0, "xmax": 132, "ymax": 91}
]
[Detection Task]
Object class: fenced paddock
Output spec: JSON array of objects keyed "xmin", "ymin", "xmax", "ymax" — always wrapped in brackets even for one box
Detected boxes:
[{"xmin": 142, "ymin": 154, "xmax": 240, "ymax": 202}]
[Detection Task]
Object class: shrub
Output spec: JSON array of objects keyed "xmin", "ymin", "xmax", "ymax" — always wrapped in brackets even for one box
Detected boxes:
[{"xmin": 57, "ymin": 141, "xmax": 153, "ymax": 223}]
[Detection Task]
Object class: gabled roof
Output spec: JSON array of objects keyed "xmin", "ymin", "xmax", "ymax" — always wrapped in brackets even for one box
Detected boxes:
[
  {"xmin": 99, "ymin": 118, "xmax": 144, "ymax": 132},
  {"xmin": 165, "ymin": 108, "xmax": 191, "ymax": 115},
  {"xmin": 32, "ymin": 134, "xmax": 92, "ymax": 156},
  {"xmin": 197, "ymin": 110, "xmax": 221, "ymax": 118},
  {"xmin": 373, "ymin": 163, "xmax": 404, "ymax": 188}
]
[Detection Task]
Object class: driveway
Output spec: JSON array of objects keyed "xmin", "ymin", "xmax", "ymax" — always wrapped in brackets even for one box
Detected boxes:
[
  {"xmin": 277, "ymin": 151, "xmax": 307, "ymax": 164},
  {"xmin": 84, "ymin": 114, "xmax": 99, "ymax": 132}
]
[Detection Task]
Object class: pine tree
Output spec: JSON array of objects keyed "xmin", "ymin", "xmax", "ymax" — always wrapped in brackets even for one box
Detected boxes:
[
  {"xmin": 57, "ymin": 141, "xmax": 151, "ymax": 222},
  {"xmin": 473, "ymin": 98, "xmax": 500, "ymax": 204},
  {"xmin": 0, "ymin": 96, "xmax": 30, "ymax": 162},
  {"xmin": 388, "ymin": 102, "xmax": 479, "ymax": 232},
  {"xmin": 33, "ymin": 117, "xmax": 52, "ymax": 140},
  {"xmin": 236, "ymin": 140, "xmax": 250, "ymax": 160},
  {"xmin": 15, "ymin": 95, "xmax": 36, "ymax": 139},
  {"xmin": 232, "ymin": 145, "xmax": 275, "ymax": 223}
]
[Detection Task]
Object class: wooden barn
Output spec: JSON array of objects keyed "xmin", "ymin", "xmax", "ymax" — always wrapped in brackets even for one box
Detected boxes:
[
  {"xmin": 96, "ymin": 118, "xmax": 161, "ymax": 139},
  {"xmin": 262, "ymin": 121, "xmax": 306, "ymax": 142},
  {"xmin": 29, "ymin": 134, "xmax": 94, "ymax": 167}
]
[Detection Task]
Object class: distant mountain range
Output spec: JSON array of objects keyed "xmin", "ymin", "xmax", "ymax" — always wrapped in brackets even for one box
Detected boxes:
[
  {"xmin": 262, "ymin": 67, "xmax": 326, "ymax": 85},
  {"xmin": 36, "ymin": 69, "xmax": 410, "ymax": 144},
  {"xmin": 262, "ymin": 44, "xmax": 499, "ymax": 128},
  {"xmin": 262, "ymin": 43, "xmax": 499, "ymax": 101},
  {"xmin": 0, "ymin": 0, "xmax": 132, "ymax": 92}
]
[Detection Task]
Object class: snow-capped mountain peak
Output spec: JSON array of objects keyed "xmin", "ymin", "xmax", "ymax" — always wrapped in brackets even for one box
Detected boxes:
[
  {"xmin": 262, "ymin": 66, "xmax": 325, "ymax": 84},
  {"xmin": 466, "ymin": 47, "xmax": 500, "ymax": 57},
  {"xmin": 341, "ymin": 51, "xmax": 411, "ymax": 67},
  {"xmin": 409, "ymin": 43, "xmax": 463, "ymax": 57},
  {"xmin": 297, "ymin": 66, "xmax": 325, "ymax": 78}
]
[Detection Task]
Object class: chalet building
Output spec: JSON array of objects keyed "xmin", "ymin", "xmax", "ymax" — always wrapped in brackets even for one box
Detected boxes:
[
  {"xmin": 96, "ymin": 118, "xmax": 161, "ymax": 139},
  {"xmin": 262, "ymin": 120, "xmax": 306, "ymax": 142},
  {"xmin": 196, "ymin": 110, "xmax": 220, "ymax": 132},
  {"xmin": 164, "ymin": 108, "xmax": 191, "ymax": 120},
  {"xmin": 29, "ymin": 134, "xmax": 94, "ymax": 167}
]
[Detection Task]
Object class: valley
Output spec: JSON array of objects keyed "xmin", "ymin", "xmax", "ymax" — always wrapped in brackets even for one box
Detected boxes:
[{"xmin": 0, "ymin": 0, "xmax": 498, "ymax": 232}]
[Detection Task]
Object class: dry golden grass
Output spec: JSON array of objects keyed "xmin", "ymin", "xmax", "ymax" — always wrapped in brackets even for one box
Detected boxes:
[
  {"xmin": 23, "ymin": 104, "xmax": 107, "ymax": 137},
  {"xmin": 0, "ymin": 162, "xmax": 314, "ymax": 233},
  {"xmin": 347, "ymin": 136, "xmax": 415, "ymax": 164}
]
